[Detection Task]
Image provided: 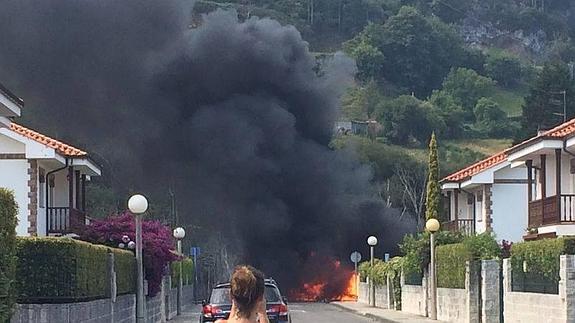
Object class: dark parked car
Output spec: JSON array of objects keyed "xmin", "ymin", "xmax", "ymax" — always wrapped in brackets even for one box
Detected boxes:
[{"xmin": 200, "ymin": 279, "xmax": 291, "ymax": 323}]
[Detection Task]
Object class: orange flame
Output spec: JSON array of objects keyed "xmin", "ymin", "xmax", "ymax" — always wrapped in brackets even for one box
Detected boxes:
[
  {"xmin": 288, "ymin": 260, "xmax": 358, "ymax": 302},
  {"xmin": 338, "ymin": 272, "xmax": 358, "ymax": 301}
]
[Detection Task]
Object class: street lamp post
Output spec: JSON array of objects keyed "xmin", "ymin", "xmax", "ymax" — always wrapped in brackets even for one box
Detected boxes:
[
  {"xmin": 367, "ymin": 236, "xmax": 378, "ymax": 307},
  {"xmin": 173, "ymin": 227, "xmax": 186, "ymax": 315},
  {"xmin": 128, "ymin": 194, "xmax": 149, "ymax": 323},
  {"xmin": 426, "ymin": 218, "xmax": 440, "ymax": 320}
]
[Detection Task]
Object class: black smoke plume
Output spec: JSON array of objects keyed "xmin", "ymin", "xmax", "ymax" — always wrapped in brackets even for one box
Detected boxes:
[{"xmin": 0, "ymin": 1, "xmax": 414, "ymax": 298}]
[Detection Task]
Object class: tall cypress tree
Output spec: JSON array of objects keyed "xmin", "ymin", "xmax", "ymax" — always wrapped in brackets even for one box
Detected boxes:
[
  {"xmin": 425, "ymin": 132, "xmax": 440, "ymax": 221},
  {"xmin": 0, "ymin": 188, "xmax": 18, "ymax": 322}
]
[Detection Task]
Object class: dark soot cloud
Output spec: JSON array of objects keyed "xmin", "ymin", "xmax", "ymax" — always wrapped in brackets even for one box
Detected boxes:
[{"xmin": 0, "ymin": 1, "xmax": 414, "ymax": 296}]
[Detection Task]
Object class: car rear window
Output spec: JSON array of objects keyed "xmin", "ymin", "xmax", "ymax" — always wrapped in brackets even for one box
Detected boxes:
[
  {"xmin": 210, "ymin": 287, "xmax": 231, "ymax": 304},
  {"xmin": 265, "ymin": 285, "xmax": 281, "ymax": 302},
  {"xmin": 209, "ymin": 285, "xmax": 281, "ymax": 304}
]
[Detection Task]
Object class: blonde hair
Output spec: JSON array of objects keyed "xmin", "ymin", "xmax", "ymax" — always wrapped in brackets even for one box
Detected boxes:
[{"xmin": 230, "ymin": 265, "xmax": 265, "ymax": 318}]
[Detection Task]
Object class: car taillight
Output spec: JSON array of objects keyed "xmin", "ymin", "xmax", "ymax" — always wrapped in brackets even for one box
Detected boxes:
[
  {"xmin": 203, "ymin": 305, "xmax": 212, "ymax": 317},
  {"xmin": 211, "ymin": 306, "xmax": 223, "ymax": 315},
  {"xmin": 202, "ymin": 305, "xmax": 223, "ymax": 317},
  {"xmin": 268, "ymin": 304, "xmax": 288, "ymax": 316},
  {"xmin": 278, "ymin": 304, "xmax": 288, "ymax": 316}
]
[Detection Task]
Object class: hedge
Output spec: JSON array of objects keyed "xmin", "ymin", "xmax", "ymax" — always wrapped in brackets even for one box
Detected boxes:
[
  {"xmin": 15, "ymin": 237, "xmax": 135, "ymax": 303},
  {"xmin": 436, "ymin": 233, "xmax": 500, "ymax": 289},
  {"xmin": 171, "ymin": 258, "xmax": 194, "ymax": 288},
  {"xmin": 0, "ymin": 188, "xmax": 18, "ymax": 322},
  {"xmin": 510, "ymin": 238, "xmax": 575, "ymax": 285}
]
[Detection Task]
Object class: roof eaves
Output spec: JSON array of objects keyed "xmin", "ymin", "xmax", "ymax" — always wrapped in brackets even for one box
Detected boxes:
[{"xmin": 0, "ymin": 82, "xmax": 24, "ymax": 107}]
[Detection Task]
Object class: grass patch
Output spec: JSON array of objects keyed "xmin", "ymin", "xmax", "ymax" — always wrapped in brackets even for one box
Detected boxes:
[
  {"xmin": 490, "ymin": 86, "xmax": 527, "ymax": 117},
  {"xmin": 445, "ymin": 138, "xmax": 513, "ymax": 156}
]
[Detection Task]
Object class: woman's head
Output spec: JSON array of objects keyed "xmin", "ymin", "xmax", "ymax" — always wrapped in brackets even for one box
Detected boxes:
[{"xmin": 230, "ymin": 265, "xmax": 265, "ymax": 318}]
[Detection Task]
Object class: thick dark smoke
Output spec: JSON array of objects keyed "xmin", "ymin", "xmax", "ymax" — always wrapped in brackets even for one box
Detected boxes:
[{"xmin": 0, "ymin": 1, "xmax": 414, "ymax": 297}]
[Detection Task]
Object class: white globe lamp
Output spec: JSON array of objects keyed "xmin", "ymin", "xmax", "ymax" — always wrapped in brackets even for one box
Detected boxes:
[{"xmin": 128, "ymin": 194, "xmax": 148, "ymax": 215}]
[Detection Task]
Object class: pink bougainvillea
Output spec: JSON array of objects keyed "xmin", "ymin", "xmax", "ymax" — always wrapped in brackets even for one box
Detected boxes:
[{"xmin": 81, "ymin": 212, "xmax": 179, "ymax": 296}]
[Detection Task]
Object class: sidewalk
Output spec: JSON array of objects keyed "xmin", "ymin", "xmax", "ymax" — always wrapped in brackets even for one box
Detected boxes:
[
  {"xmin": 169, "ymin": 304, "xmax": 202, "ymax": 322},
  {"xmin": 331, "ymin": 301, "xmax": 436, "ymax": 323}
]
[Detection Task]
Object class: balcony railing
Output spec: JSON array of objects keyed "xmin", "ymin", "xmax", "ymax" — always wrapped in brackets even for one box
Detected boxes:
[
  {"xmin": 47, "ymin": 207, "xmax": 86, "ymax": 235},
  {"xmin": 444, "ymin": 219, "xmax": 475, "ymax": 235},
  {"xmin": 528, "ymin": 194, "xmax": 575, "ymax": 227}
]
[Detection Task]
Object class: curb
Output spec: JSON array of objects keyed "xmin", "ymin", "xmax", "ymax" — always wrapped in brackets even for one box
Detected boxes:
[{"xmin": 330, "ymin": 302, "xmax": 396, "ymax": 323}]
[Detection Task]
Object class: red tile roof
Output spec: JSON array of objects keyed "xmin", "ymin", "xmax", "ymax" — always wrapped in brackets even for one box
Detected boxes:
[
  {"xmin": 443, "ymin": 118, "xmax": 575, "ymax": 183},
  {"xmin": 10, "ymin": 123, "xmax": 87, "ymax": 157},
  {"xmin": 442, "ymin": 151, "xmax": 508, "ymax": 183},
  {"xmin": 541, "ymin": 118, "xmax": 575, "ymax": 138}
]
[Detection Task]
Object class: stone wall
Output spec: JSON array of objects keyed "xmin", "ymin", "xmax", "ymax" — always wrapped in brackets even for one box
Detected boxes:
[
  {"xmin": 146, "ymin": 293, "xmax": 164, "ymax": 323},
  {"xmin": 358, "ymin": 282, "xmax": 369, "ymax": 304},
  {"xmin": 437, "ymin": 288, "xmax": 467, "ymax": 322},
  {"xmin": 400, "ymin": 271, "xmax": 428, "ymax": 317},
  {"xmin": 502, "ymin": 256, "xmax": 575, "ymax": 323},
  {"xmin": 357, "ymin": 281, "xmax": 390, "ymax": 308},
  {"xmin": 11, "ymin": 284, "xmax": 194, "ymax": 323},
  {"xmin": 11, "ymin": 294, "xmax": 136, "ymax": 323}
]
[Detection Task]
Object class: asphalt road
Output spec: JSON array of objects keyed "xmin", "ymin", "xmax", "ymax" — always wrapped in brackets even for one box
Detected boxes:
[
  {"xmin": 289, "ymin": 302, "xmax": 374, "ymax": 322},
  {"xmin": 176, "ymin": 302, "xmax": 374, "ymax": 322}
]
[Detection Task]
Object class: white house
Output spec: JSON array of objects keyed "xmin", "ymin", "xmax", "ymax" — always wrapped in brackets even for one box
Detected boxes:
[
  {"xmin": 507, "ymin": 118, "xmax": 575, "ymax": 240},
  {"xmin": 441, "ymin": 151, "xmax": 528, "ymax": 242},
  {"xmin": 442, "ymin": 117, "xmax": 575, "ymax": 241},
  {"xmin": 0, "ymin": 82, "xmax": 101, "ymax": 236}
]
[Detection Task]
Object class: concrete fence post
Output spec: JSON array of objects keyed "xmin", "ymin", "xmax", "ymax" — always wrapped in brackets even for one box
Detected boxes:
[
  {"xmin": 106, "ymin": 251, "xmax": 116, "ymax": 322},
  {"xmin": 560, "ymin": 255, "xmax": 575, "ymax": 322},
  {"xmin": 481, "ymin": 260, "xmax": 501, "ymax": 323},
  {"xmin": 465, "ymin": 260, "xmax": 480, "ymax": 323},
  {"xmin": 387, "ymin": 276, "xmax": 394, "ymax": 310},
  {"xmin": 422, "ymin": 268, "xmax": 429, "ymax": 317},
  {"xmin": 502, "ymin": 259, "xmax": 511, "ymax": 293}
]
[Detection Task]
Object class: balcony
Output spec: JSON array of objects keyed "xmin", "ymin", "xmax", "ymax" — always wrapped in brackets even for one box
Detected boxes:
[
  {"xmin": 528, "ymin": 194, "xmax": 575, "ymax": 227},
  {"xmin": 47, "ymin": 207, "xmax": 86, "ymax": 235},
  {"xmin": 444, "ymin": 219, "xmax": 475, "ymax": 235}
]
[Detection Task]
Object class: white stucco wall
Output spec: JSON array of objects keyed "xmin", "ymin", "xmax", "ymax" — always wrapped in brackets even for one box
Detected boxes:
[
  {"xmin": 491, "ymin": 166, "xmax": 528, "ymax": 241},
  {"xmin": 492, "ymin": 184, "xmax": 527, "ymax": 242},
  {"xmin": 0, "ymin": 159, "xmax": 29, "ymax": 236},
  {"xmin": 0, "ymin": 132, "xmax": 24, "ymax": 153}
]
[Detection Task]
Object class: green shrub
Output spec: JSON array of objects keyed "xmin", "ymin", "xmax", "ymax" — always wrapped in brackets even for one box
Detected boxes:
[
  {"xmin": 400, "ymin": 230, "xmax": 465, "ymax": 277},
  {"xmin": 15, "ymin": 237, "xmax": 135, "ymax": 303},
  {"xmin": 436, "ymin": 233, "xmax": 500, "ymax": 289},
  {"xmin": 0, "ymin": 188, "xmax": 18, "ymax": 322},
  {"xmin": 358, "ymin": 257, "xmax": 403, "ymax": 310},
  {"xmin": 436, "ymin": 243, "xmax": 469, "ymax": 289},
  {"xmin": 114, "ymin": 249, "xmax": 136, "ymax": 295},
  {"xmin": 171, "ymin": 258, "xmax": 194, "ymax": 288},
  {"xmin": 510, "ymin": 238, "xmax": 575, "ymax": 283}
]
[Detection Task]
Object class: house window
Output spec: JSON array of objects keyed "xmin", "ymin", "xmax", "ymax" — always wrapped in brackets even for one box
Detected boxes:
[
  {"xmin": 48, "ymin": 174, "xmax": 55, "ymax": 207},
  {"xmin": 39, "ymin": 168, "xmax": 45, "ymax": 208}
]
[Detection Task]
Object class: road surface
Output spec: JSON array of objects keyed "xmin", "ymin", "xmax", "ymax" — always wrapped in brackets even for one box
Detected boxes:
[
  {"xmin": 289, "ymin": 302, "xmax": 373, "ymax": 322},
  {"xmin": 177, "ymin": 302, "xmax": 373, "ymax": 322}
]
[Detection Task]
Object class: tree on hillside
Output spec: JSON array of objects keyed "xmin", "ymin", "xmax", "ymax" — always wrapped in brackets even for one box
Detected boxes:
[
  {"xmin": 429, "ymin": 90, "xmax": 467, "ymax": 139},
  {"xmin": 0, "ymin": 188, "xmax": 18, "ymax": 322},
  {"xmin": 520, "ymin": 62, "xmax": 575, "ymax": 139},
  {"xmin": 395, "ymin": 162, "xmax": 427, "ymax": 228},
  {"xmin": 440, "ymin": 67, "xmax": 496, "ymax": 115},
  {"xmin": 425, "ymin": 133, "xmax": 440, "ymax": 221},
  {"xmin": 473, "ymin": 98, "xmax": 516, "ymax": 138},
  {"xmin": 375, "ymin": 95, "xmax": 439, "ymax": 146},
  {"xmin": 341, "ymin": 80, "xmax": 384, "ymax": 120},
  {"xmin": 345, "ymin": 6, "xmax": 467, "ymax": 96},
  {"xmin": 485, "ymin": 51, "xmax": 523, "ymax": 88}
]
